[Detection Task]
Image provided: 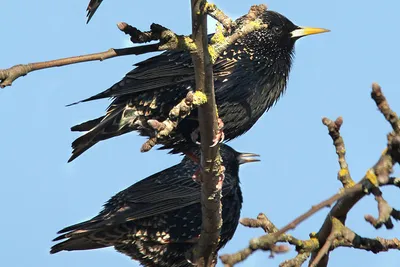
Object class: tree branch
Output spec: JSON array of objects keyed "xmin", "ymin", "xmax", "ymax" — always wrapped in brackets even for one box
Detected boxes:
[
  {"xmin": 221, "ymin": 82, "xmax": 400, "ymax": 266},
  {"xmin": 0, "ymin": 22, "xmax": 195, "ymax": 88},
  {"xmin": 204, "ymin": 3, "xmax": 235, "ymax": 33},
  {"xmin": 186, "ymin": 1, "xmax": 222, "ymax": 266},
  {"xmin": 322, "ymin": 117, "xmax": 354, "ymax": 188}
]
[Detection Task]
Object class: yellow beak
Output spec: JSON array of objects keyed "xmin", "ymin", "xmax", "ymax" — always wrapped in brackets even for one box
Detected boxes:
[{"xmin": 290, "ymin": 27, "xmax": 330, "ymax": 38}]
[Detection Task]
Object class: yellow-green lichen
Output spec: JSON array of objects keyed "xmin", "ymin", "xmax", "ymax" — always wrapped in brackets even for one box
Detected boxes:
[
  {"xmin": 344, "ymin": 180, "xmax": 356, "ymax": 188},
  {"xmin": 247, "ymin": 20, "xmax": 263, "ymax": 30},
  {"xmin": 211, "ymin": 24, "xmax": 225, "ymax": 44},
  {"xmin": 365, "ymin": 169, "xmax": 379, "ymax": 186},
  {"xmin": 204, "ymin": 2, "xmax": 216, "ymax": 12},
  {"xmin": 193, "ymin": 91, "xmax": 208, "ymax": 105},
  {"xmin": 338, "ymin": 168, "xmax": 349, "ymax": 177},
  {"xmin": 208, "ymin": 45, "xmax": 219, "ymax": 63},
  {"xmin": 182, "ymin": 36, "xmax": 197, "ymax": 51}
]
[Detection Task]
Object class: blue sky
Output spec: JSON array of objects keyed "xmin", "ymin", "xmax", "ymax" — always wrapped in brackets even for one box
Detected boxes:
[{"xmin": 0, "ymin": 0, "xmax": 399, "ymax": 266}]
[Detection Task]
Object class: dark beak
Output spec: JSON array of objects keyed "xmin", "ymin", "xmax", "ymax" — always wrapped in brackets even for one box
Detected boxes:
[{"xmin": 237, "ymin": 153, "xmax": 260, "ymax": 165}]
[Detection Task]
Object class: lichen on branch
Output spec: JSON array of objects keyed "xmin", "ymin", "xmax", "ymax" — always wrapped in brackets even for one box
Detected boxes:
[{"xmin": 221, "ymin": 83, "xmax": 400, "ymax": 266}]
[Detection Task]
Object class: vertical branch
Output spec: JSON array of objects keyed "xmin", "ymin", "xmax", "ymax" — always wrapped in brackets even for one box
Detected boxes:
[{"xmin": 189, "ymin": 0, "xmax": 223, "ymax": 266}]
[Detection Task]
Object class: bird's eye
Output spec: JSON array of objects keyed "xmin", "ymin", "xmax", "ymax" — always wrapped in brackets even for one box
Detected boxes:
[{"xmin": 273, "ymin": 26, "xmax": 282, "ymax": 34}]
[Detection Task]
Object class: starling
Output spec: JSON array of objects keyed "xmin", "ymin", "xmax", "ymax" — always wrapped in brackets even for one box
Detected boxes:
[
  {"xmin": 68, "ymin": 10, "xmax": 329, "ymax": 162},
  {"xmin": 50, "ymin": 144, "xmax": 259, "ymax": 266},
  {"xmin": 86, "ymin": 0, "xmax": 103, "ymax": 23}
]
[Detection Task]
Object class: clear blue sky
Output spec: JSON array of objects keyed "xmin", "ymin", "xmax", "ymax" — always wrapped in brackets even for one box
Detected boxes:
[{"xmin": 0, "ymin": 0, "xmax": 399, "ymax": 266}]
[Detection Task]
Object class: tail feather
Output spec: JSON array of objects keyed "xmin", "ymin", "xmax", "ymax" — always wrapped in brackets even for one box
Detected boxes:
[
  {"xmin": 57, "ymin": 218, "xmax": 102, "ymax": 235},
  {"xmin": 86, "ymin": 0, "xmax": 103, "ymax": 24},
  {"xmin": 71, "ymin": 116, "xmax": 105, "ymax": 132},
  {"xmin": 68, "ymin": 106, "xmax": 126, "ymax": 162},
  {"xmin": 50, "ymin": 237, "xmax": 107, "ymax": 254},
  {"xmin": 66, "ymin": 90, "xmax": 112, "ymax": 107},
  {"xmin": 51, "ymin": 216, "xmax": 110, "ymax": 254}
]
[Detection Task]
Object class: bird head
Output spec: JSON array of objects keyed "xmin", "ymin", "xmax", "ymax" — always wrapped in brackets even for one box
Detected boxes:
[
  {"xmin": 258, "ymin": 11, "xmax": 330, "ymax": 52},
  {"xmin": 219, "ymin": 144, "xmax": 260, "ymax": 173}
]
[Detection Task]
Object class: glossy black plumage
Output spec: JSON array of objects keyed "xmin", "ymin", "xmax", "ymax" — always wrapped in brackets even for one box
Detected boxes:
[
  {"xmin": 68, "ymin": 10, "xmax": 328, "ymax": 162},
  {"xmin": 86, "ymin": 0, "xmax": 103, "ymax": 23},
  {"xmin": 50, "ymin": 144, "xmax": 259, "ymax": 266}
]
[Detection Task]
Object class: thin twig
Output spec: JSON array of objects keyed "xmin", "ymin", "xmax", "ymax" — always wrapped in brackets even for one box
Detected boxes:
[
  {"xmin": 0, "ymin": 22, "xmax": 196, "ymax": 88},
  {"xmin": 204, "ymin": 3, "xmax": 235, "ymax": 32},
  {"xmin": 371, "ymin": 83, "xmax": 400, "ymax": 134},
  {"xmin": 364, "ymin": 188, "xmax": 394, "ymax": 229},
  {"xmin": 140, "ymin": 91, "xmax": 207, "ymax": 152},
  {"xmin": 0, "ymin": 46, "xmax": 158, "ymax": 88},
  {"xmin": 219, "ymin": 185, "xmax": 363, "ymax": 266},
  {"xmin": 322, "ymin": 117, "xmax": 354, "ymax": 188},
  {"xmin": 280, "ymin": 252, "xmax": 311, "ymax": 267},
  {"xmin": 209, "ymin": 4, "xmax": 268, "ymax": 63}
]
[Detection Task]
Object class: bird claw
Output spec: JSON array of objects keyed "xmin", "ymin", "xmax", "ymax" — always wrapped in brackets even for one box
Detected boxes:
[
  {"xmin": 192, "ymin": 168, "xmax": 202, "ymax": 183},
  {"xmin": 216, "ymin": 166, "xmax": 226, "ymax": 191},
  {"xmin": 190, "ymin": 128, "xmax": 201, "ymax": 145},
  {"xmin": 210, "ymin": 118, "xmax": 225, "ymax": 148},
  {"xmin": 191, "ymin": 118, "xmax": 225, "ymax": 147},
  {"xmin": 210, "ymin": 131, "xmax": 225, "ymax": 147}
]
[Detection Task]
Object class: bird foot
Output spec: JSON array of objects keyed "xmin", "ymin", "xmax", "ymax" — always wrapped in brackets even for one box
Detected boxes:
[
  {"xmin": 192, "ymin": 167, "xmax": 202, "ymax": 182},
  {"xmin": 216, "ymin": 166, "xmax": 226, "ymax": 190},
  {"xmin": 210, "ymin": 118, "xmax": 225, "ymax": 147},
  {"xmin": 183, "ymin": 152, "xmax": 202, "ymax": 182},
  {"xmin": 190, "ymin": 128, "xmax": 201, "ymax": 145},
  {"xmin": 190, "ymin": 118, "xmax": 225, "ymax": 147}
]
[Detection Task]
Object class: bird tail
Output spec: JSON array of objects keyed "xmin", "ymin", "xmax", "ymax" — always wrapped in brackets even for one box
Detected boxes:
[
  {"xmin": 50, "ymin": 218, "xmax": 109, "ymax": 254},
  {"xmin": 86, "ymin": 0, "xmax": 102, "ymax": 24},
  {"xmin": 68, "ymin": 105, "xmax": 133, "ymax": 162},
  {"xmin": 50, "ymin": 237, "xmax": 107, "ymax": 254}
]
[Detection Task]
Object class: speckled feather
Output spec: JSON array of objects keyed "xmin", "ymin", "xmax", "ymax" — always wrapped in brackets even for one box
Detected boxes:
[
  {"xmin": 51, "ymin": 144, "xmax": 247, "ymax": 267},
  {"xmin": 68, "ymin": 11, "xmax": 298, "ymax": 162}
]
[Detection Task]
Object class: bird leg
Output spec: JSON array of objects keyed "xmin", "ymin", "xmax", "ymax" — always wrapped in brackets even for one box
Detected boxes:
[
  {"xmin": 182, "ymin": 151, "xmax": 203, "ymax": 182},
  {"xmin": 190, "ymin": 118, "xmax": 225, "ymax": 147}
]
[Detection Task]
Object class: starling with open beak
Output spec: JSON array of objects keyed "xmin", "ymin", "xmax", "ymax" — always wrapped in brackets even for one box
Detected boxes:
[
  {"xmin": 51, "ymin": 144, "xmax": 259, "ymax": 266},
  {"xmin": 68, "ymin": 10, "xmax": 329, "ymax": 162}
]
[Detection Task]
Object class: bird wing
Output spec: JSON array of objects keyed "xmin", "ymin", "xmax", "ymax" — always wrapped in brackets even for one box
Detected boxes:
[
  {"xmin": 68, "ymin": 35, "xmax": 240, "ymax": 106},
  {"xmin": 56, "ymin": 164, "xmax": 234, "ymax": 236}
]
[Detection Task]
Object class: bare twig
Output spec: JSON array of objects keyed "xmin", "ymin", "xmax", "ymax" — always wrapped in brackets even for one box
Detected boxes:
[
  {"xmin": 371, "ymin": 83, "xmax": 400, "ymax": 134},
  {"xmin": 0, "ymin": 46, "xmax": 157, "ymax": 88},
  {"xmin": 386, "ymin": 177, "xmax": 400, "ymax": 188},
  {"xmin": 209, "ymin": 4, "xmax": 268, "ymax": 63},
  {"xmin": 322, "ymin": 117, "xmax": 354, "ymax": 188},
  {"xmin": 140, "ymin": 91, "xmax": 207, "ymax": 152},
  {"xmin": 310, "ymin": 83, "xmax": 400, "ymax": 266},
  {"xmin": 365, "ymin": 188, "xmax": 394, "ymax": 229},
  {"xmin": 309, "ymin": 218, "xmax": 341, "ymax": 267},
  {"xmin": 0, "ymin": 22, "xmax": 195, "ymax": 88},
  {"xmin": 222, "ymin": 83, "xmax": 400, "ymax": 266},
  {"xmin": 205, "ymin": 3, "xmax": 235, "ymax": 32},
  {"xmin": 240, "ymin": 213, "xmax": 277, "ymax": 233},
  {"xmin": 220, "ymin": 185, "xmax": 362, "ymax": 266},
  {"xmin": 331, "ymin": 220, "xmax": 400, "ymax": 253},
  {"xmin": 280, "ymin": 252, "xmax": 311, "ymax": 267}
]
